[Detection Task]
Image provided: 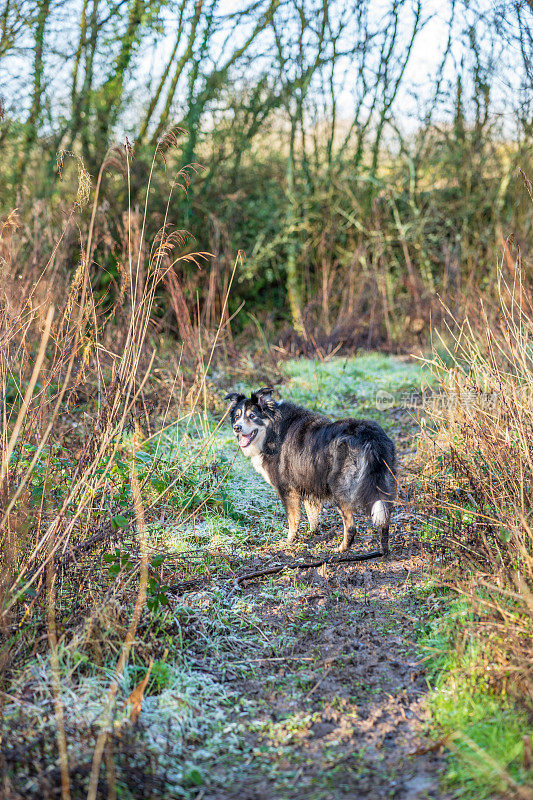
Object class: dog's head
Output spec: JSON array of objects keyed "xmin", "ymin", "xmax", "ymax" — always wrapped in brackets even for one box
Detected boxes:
[{"xmin": 225, "ymin": 387, "xmax": 279, "ymax": 457}]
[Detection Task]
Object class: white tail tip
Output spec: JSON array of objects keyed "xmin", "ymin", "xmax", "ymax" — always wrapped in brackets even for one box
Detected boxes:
[{"xmin": 371, "ymin": 500, "xmax": 389, "ymax": 527}]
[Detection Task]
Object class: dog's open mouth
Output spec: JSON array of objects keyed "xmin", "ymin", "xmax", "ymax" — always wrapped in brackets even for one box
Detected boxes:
[{"xmin": 239, "ymin": 429, "xmax": 258, "ymax": 448}]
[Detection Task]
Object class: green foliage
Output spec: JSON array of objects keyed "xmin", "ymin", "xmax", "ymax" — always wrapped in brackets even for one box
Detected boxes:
[
  {"xmin": 183, "ymin": 768, "xmax": 204, "ymax": 788},
  {"xmin": 102, "ymin": 550, "xmax": 172, "ymax": 611},
  {"xmin": 2, "ymin": 2, "xmax": 532, "ymax": 345}
]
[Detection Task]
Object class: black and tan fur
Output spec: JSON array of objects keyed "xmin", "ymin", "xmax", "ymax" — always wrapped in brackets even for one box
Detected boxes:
[{"xmin": 225, "ymin": 388, "xmax": 396, "ymax": 555}]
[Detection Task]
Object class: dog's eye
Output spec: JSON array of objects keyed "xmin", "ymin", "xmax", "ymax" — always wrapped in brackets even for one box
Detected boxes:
[{"xmin": 249, "ymin": 413, "xmax": 256, "ymax": 420}]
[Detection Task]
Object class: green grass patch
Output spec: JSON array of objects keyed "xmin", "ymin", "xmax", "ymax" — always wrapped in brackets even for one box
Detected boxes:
[
  {"xmin": 419, "ymin": 590, "xmax": 532, "ymax": 799},
  {"xmin": 282, "ymin": 352, "xmax": 428, "ymax": 416},
  {"xmin": 225, "ymin": 352, "xmax": 428, "ymax": 438}
]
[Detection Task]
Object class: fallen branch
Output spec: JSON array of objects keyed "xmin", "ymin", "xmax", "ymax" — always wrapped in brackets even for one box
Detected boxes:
[
  {"xmin": 234, "ymin": 550, "xmax": 384, "ymax": 585},
  {"xmin": 225, "ymin": 651, "xmax": 362, "ymax": 667},
  {"xmin": 164, "ymin": 550, "xmax": 384, "ymax": 595}
]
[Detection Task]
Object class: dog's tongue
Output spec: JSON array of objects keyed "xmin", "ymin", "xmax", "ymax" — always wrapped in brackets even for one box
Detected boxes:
[{"xmin": 239, "ymin": 432, "xmax": 253, "ymax": 448}]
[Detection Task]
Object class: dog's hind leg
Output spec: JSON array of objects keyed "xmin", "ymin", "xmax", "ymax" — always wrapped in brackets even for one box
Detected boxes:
[
  {"xmin": 337, "ymin": 506, "xmax": 357, "ymax": 553},
  {"xmin": 281, "ymin": 490, "xmax": 301, "ymax": 545},
  {"xmin": 380, "ymin": 525, "xmax": 390, "ymax": 556},
  {"xmin": 304, "ymin": 500, "xmax": 321, "ymax": 532},
  {"xmin": 371, "ymin": 500, "xmax": 391, "ymax": 556}
]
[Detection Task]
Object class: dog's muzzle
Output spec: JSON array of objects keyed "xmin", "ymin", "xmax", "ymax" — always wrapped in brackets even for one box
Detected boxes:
[{"xmin": 237, "ymin": 429, "xmax": 257, "ymax": 449}]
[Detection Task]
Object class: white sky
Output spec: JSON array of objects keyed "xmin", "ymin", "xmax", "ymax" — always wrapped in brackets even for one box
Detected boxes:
[{"xmin": 0, "ymin": 0, "xmax": 530, "ymax": 138}]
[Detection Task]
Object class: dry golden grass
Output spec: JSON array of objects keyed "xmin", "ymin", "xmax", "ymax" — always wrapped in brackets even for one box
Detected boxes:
[
  {"xmin": 0, "ymin": 141, "xmax": 232, "ymax": 798},
  {"xmin": 419, "ymin": 231, "xmax": 533, "ymax": 701}
]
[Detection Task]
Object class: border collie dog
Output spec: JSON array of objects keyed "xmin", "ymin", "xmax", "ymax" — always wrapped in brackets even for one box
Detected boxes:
[{"xmin": 225, "ymin": 388, "xmax": 396, "ymax": 555}]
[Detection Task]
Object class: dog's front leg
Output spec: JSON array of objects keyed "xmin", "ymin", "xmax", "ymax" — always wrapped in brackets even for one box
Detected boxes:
[
  {"xmin": 280, "ymin": 489, "xmax": 301, "ymax": 544},
  {"xmin": 304, "ymin": 499, "xmax": 321, "ymax": 532}
]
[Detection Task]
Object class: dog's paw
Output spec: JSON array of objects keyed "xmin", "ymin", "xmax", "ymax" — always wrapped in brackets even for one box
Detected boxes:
[
  {"xmin": 283, "ymin": 537, "xmax": 297, "ymax": 549},
  {"xmin": 335, "ymin": 544, "xmax": 349, "ymax": 554}
]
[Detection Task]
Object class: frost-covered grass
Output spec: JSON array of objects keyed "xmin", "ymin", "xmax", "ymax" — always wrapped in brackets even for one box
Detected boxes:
[
  {"xmin": 4, "ymin": 586, "xmax": 272, "ymax": 797},
  {"xmin": 226, "ymin": 352, "xmax": 427, "ymax": 418},
  {"xmin": 3, "ymin": 353, "xmax": 428, "ymax": 798},
  {"xmin": 281, "ymin": 353, "xmax": 429, "ymax": 416}
]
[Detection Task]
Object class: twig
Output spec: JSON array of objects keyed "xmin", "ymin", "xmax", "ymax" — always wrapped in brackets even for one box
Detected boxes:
[
  {"xmin": 227, "ymin": 652, "xmax": 365, "ymax": 667},
  {"xmin": 164, "ymin": 551, "xmax": 385, "ymax": 595},
  {"xmin": 234, "ymin": 550, "xmax": 384, "ymax": 584},
  {"xmin": 304, "ymin": 665, "xmax": 333, "ymax": 700},
  {"xmin": 166, "ymin": 577, "xmax": 209, "ymax": 593},
  {"xmin": 226, "ymin": 655, "xmax": 316, "ymax": 665}
]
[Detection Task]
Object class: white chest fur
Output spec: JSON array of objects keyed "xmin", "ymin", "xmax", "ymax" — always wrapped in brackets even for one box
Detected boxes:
[{"xmin": 250, "ymin": 454, "xmax": 273, "ymax": 487}]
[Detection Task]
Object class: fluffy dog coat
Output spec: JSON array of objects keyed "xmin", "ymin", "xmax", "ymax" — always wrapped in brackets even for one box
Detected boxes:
[{"xmin": 226, "ymin": 388, "xmax": 396, "ymax": 554}]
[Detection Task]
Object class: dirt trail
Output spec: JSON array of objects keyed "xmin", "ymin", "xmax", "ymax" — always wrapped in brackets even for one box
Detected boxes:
[
  {"xmin": 182, "ymin": 361, "xmax": 451, "ymax": 799},
  {"xmin": 196, "ymin": 516, "xmax": 448, "ymax": 799}
]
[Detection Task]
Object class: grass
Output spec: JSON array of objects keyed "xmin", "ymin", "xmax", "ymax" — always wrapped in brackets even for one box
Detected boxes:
[
  {"xmin": 282, "ymin": 352, "xmax": 428, "ymax": 417},
  {"xmin": 414, "ymin": 233, "xmax": 533, "ymax": 798},
  {"xmin": 420, "ymin": 590, "xmax": 532, "ymax": 799},
  {"xmin": 2, "ymin": 582, "xmax": 272, "ymax": 797},
  {"xmin": 2, "ymin": 348, "xmax": 427, "ymax": 798}
]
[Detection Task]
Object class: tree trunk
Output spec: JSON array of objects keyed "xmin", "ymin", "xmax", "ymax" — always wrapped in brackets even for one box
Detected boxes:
[
  {"xmin": 285, "ymin": 118, "xmax": 305, "ymax": 336},
  {"xmin": 15, "ymin": 0, "xmax": 51, "ymax": 184},
  {"xmin": 93, "ymin": 0, "xmax": 145, "ymax": 158}
]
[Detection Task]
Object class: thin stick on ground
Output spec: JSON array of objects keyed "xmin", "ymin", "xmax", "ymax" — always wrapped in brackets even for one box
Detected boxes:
[{"xmin": 234, "ymin": 550, "xmax": 385, "ymax": 585}]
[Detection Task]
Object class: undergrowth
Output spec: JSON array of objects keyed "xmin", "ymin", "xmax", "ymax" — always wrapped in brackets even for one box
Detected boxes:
[
  {"xmin": 419, "ymin": 589, "xmax": 532, "ymax": 799},
  {"xmin": 416, "ymin": 203, "xmax": 533, "ymax": 799}
]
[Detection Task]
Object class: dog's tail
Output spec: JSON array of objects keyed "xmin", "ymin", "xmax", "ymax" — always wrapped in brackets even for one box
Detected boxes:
[
  {"xmin": 360, "ymin": 439, "xmax": 395, "ymax": 518},
  {"xmin": 371, "ymin": 499, "xmax": 390, "ymax": 527},
  {"xmin": 360, "ymin": 439, "xmax": 394, "ymax": 476}
]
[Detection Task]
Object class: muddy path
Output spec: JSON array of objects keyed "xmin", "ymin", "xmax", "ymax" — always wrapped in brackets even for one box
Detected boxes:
[
  {"xmin": 176, "ymin": 356, "xmax": 450, "ymax": 799},
  {"xmin": 191, "ymin": 516, "xmax": 447, "ymax": 800}
]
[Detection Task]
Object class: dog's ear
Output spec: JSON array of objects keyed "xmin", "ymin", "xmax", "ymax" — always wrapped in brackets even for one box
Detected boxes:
[
  {"xmin": 255, "ymin": 387, "xmax": 274, "ymax": 403},
  {"xmin": 224, "ymin": 392, "xmax": 245, "ymax": 409},
  {"xmin": 254, "ymin": 387, "xmax": 279, "ymax": 416}
]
